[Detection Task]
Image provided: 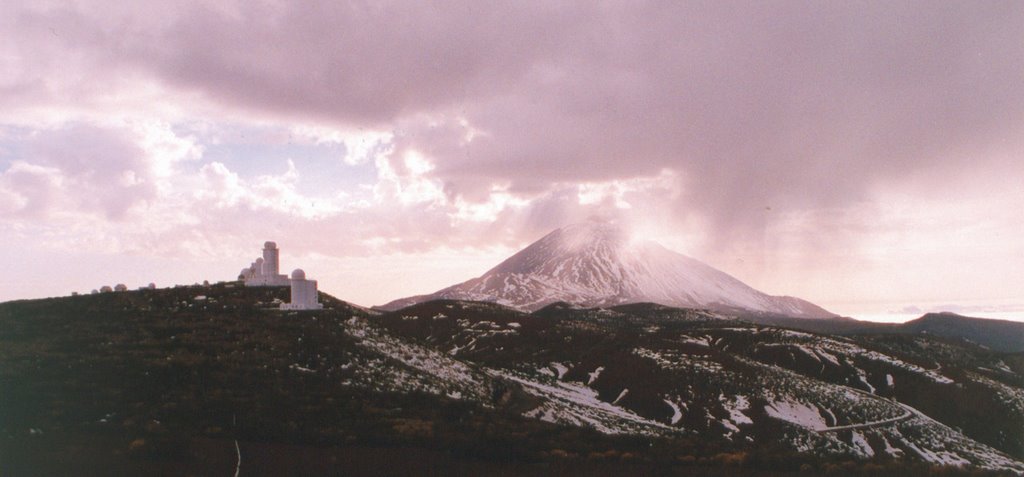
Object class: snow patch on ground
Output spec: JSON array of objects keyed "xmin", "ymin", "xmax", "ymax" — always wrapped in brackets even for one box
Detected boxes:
[
  {"xmin": 814, "ymin": 349, "xmax": 841, "ymax": 367},
  {"xmin": 343, "ymin": 317, "xmax": 491, "ymax": 402},
  {"xmin": 994, "ymin": 360, "xmax": 1014, "ymax": 374},
  {"xmin": 613, "ymin": 388, "xmax": 629, "ymax": 405},
  {"xmin": 754, "ymin": 329, "xmax": 955, "ymax": 385},
  {"xmin": 820, "ymin": 407, "xmax": 837, "ymax": 427},
  {"xmin": 717, "ymin": 394, "xmax": 752, "ymax": 438},
  {"xmin": 493, "ymin": 371, "xmax": 676, "ymax": 436},
  {"xmin": 886, "ymin": 405, "xmax": 1024, "ymax": 473},
  {"xmin": 880, "ymin": 435, "xmax": 904, "ymax": 458},
  {"xmin": 822, "ymin": 341, "xmax": 954, "ymax": 385},
  {"xmin": 679, "ymin": 335, "xmax": 710, "ymax": 347},
  {"xmin": 770, "ymin": 329, "xmax": 816, "ymax": 339},
  {"xmin": 720, "ymin": 418, "xmax": 740, "ymax": 435},
  {"xmin": 550, "ymin": 362, "xmax": 570, "ymax": 379},
  {"xmin": 633, "ymin": 347, "xmax": 725, "ymax": 374},
  {"xmin": 664, "ymin": 399, "xmax": 683, "ymax": 425},
  {"xmin": 850, "ymin": 431, "xmax": 874, "ymax": 457},
  {"xmin": 722, "ymin": 394, "xmax": 752, "ymax": 425},
  {"xmin": 764, "ymin": 399, "xmax": 827, "ymax": 431},
  {"xmin": 900, "ymin": 438, "xmax": 970, "ymax": 467},
  {"xmin": 791, "ymin": 344, "xmax": 820, "ymax": 363},
  {"xmin": 856, "ymin": 368, "xmax": 875, "ymax": 394}
]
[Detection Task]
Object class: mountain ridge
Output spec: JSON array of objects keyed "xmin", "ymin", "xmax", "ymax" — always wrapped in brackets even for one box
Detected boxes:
[{"xmin": 381, "ymin": 221, "xmax": 836, "ymax": 319}]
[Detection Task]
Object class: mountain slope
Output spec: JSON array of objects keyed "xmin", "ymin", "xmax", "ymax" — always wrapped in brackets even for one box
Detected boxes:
[
  {"xmin": 376, "ymin": 300, "xmax": 1024, "ymax": 473},
  {"xmin": 381, "ymin": 221, "xmax": 835, "ymax": 318},
  {"xmin": 0, "ymin": 285, "xmax": 678, "ymax": 475},
  {"xmin": 4, "ymin": 286, "xmax": 1024, "ymax": 474}
]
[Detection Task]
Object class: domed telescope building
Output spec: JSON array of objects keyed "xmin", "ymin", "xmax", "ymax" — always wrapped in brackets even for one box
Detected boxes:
[
  {"xmin": 240, "ymin": 241, "xmax": 290, "ymax": 287},
  {"xmin": 238, "ymin": 241, "xmax": 323, "ymax": 310},
  {"xmin": 280, "ymin": 268, "xmax": 323, "ymax": 310}
]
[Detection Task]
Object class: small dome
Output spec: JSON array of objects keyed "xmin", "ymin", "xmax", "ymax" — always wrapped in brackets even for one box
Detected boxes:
[
  {"xmin": 264, "ymin": 241, "xmax": 277, "ymax": 249},
  {"xmin": 255, "ymin": 257, "xmax": 264, "ymax": 264},
  {"xmin": 291, "ymin": 269, "xmax": 306, "ymax": 280}
]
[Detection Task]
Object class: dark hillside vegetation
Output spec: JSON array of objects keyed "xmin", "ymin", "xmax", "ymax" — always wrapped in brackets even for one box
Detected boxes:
[{"xmin": 1, "ymin": 286, "xmax": 1020, "ymax": 475}]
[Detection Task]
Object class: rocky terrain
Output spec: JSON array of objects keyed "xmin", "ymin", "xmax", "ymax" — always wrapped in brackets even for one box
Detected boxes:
[{"xmin": 2, "ymin": 284, "xmax": 1023, "ymax": 475}]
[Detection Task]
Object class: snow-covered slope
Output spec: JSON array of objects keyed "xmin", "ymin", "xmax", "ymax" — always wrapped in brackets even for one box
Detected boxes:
[{"xmin": 381, "ymin": 220, "xmax": 836, "ymax": 318}]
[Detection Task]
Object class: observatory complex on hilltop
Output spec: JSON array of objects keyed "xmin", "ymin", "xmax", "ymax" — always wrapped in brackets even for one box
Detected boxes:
[
  {"xmin": 240, "ymin": 241, "xmax": 323, "ymax": 310},
  {"xmin": 240, "ymin": 241, "xmax": 290, "ymax": 286}
]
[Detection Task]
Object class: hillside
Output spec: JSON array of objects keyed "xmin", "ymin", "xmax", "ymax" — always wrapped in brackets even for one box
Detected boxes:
[
  {"xmin": 897, "ymin": 313, "xmax": 1024, "ymax": 353},
  {"xmin": 2, "ymin": 286, "xmax": 1023, "ymax": 475}
]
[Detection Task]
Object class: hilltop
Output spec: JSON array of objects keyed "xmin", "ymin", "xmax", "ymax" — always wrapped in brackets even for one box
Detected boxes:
[{"xmin": 2, "ymin": 285, "xmax": 1023, "ymax": 475}]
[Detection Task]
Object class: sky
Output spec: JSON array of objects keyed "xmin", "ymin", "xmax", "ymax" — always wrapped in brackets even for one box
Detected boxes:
[{"xmin": 1, "ymin": 1, "xmax": 1022, "ymax": 321}]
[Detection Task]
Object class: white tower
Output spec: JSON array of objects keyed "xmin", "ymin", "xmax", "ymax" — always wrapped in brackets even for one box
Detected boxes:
[
  {"xmin": 262, "ymin": 241, "xmax": 280, "ymax": 276},
  {"xmin": 243, "ymin": 241, "xmax": 289, "ymax": 286},
  {"xmin": 281, "ymin": 269, "xmax": 323, "ymax": 310}
]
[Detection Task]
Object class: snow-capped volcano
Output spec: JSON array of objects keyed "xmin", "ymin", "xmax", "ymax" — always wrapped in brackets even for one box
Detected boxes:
[{"xmin": 381, "ymin": 220, "xmax": 836, "ymax": 318}]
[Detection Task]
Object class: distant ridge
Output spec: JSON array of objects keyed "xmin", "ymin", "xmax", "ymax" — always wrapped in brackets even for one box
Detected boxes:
[
  {"xmin": 381, "ymin": 220, "xmax": 836, "ymax": 319},
  {"xmin": 895, "ymin": 312, "xmax": 1024, "ymax": 352},
  {"xmin": 747, "ymin": 311, "xmax": 1024, "ymax": 353}
]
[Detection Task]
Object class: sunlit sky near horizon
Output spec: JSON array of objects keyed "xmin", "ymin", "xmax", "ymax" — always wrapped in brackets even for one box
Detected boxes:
[{"xmin": 1, "ymin": 1, "xmax": 1022, "ymax": 323}]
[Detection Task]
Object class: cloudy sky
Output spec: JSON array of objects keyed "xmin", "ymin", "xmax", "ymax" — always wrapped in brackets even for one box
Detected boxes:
[{"xmin": 1, "ymin": 1, "xmax": 1022, "ymax": 320}]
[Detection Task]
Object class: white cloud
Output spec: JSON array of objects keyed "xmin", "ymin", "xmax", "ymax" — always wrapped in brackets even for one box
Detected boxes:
[
  {"xmin": 576, "ymin": 169, "xmax": 680, "ymax": 210},
  {"xmin": 0, "ymin": 161, "xmax": 62, "ymax": 217},
  {"xmin": 451, "ymin": 185, "xmax": 530, "ymax": 223},
  {"xmin": 372, "ymin": 151, "xmax": 447, "ymax": 206},
  {"xmin": 289, "ymin": 124, "xmax": 394, "ymax": 166},
  {"xmin": 131, "ymin": 120, "xmax": 203, "ymax": 180}
]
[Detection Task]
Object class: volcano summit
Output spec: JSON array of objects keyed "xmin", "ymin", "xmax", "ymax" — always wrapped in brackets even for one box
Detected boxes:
[{"xmin": 381, "ymin": 220, "xmax": 835, "ymax": 319}]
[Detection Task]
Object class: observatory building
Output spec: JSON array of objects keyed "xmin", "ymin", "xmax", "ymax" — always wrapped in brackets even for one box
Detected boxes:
[
  {"xmin": 280, "ymin": 269, "xmax": 323, "ymax": 310},
  {"xmin": 239, "ymin": 241, "xmax": 323, "ymax": 310},
  {"xmin": 240, "ymin": 241, "xmax": 290, "ymax": 287}
]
